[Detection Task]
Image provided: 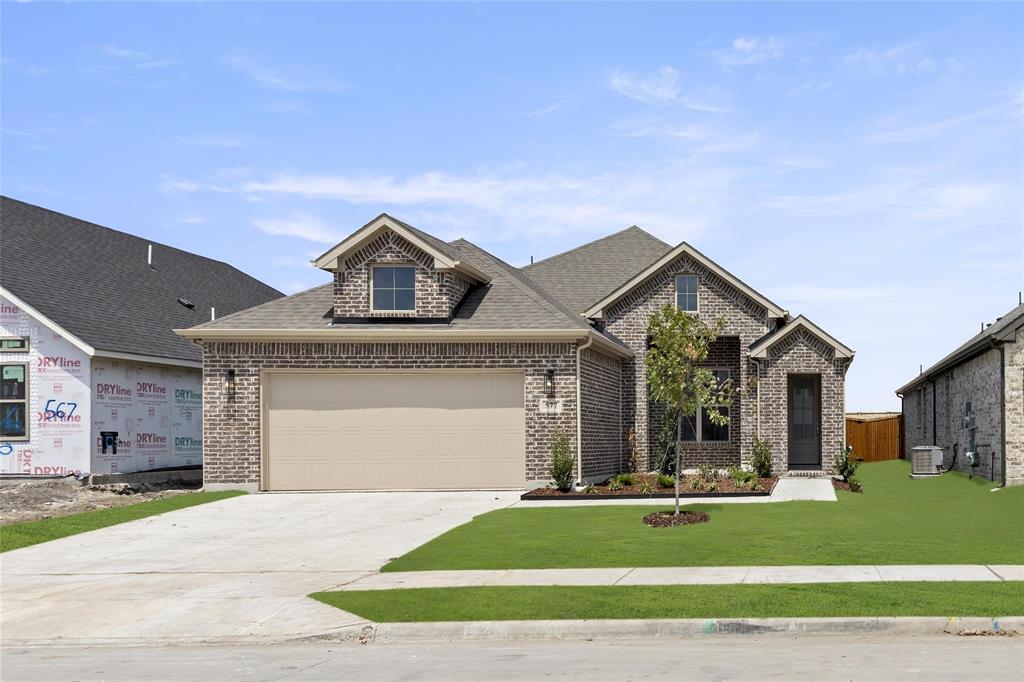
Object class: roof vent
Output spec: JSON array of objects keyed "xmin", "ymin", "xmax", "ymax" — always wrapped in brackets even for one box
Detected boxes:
[{"xmin": 177, "ymin": 298, "xmax": 195, "ymax": 310}]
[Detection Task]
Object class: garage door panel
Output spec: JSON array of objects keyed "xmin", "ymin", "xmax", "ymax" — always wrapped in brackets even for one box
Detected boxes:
[{"xmin": 265, "ymin": 372, "xmax": 525, "ymax": 491}]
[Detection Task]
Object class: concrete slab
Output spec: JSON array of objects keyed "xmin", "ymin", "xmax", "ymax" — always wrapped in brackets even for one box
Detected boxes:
[
  {"xmin": 988, "ymin": 565, "xmax": 1024, "ymax": 581},
  {"xmin": 771, "ymin": 478, "xmax": 837, "ymax": 501},
  {"xmin": 873, "ymin": 565, "xmax": 1001, "ymax": 581},
  {"xmin": 618, "ymin": 567, "xmax": 751, "ymax": 585},
  {"xmin": 742, "ymin": 565, "xmax": 882, "ymax": 584},
  {"xmin": 0, "ymin": 490, "xmax": 518, "ymax": 645}
]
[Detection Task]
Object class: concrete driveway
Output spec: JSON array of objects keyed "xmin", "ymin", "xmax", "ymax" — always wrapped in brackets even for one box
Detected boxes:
[{"xmin": 1, "ymin": 491, "xmax": 518, "ymax": 646}]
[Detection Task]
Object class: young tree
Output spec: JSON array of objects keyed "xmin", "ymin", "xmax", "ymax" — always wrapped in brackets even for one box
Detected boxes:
[{"xmin": 645, "ymin": 303, "xmax": 733, "ymax": 515}]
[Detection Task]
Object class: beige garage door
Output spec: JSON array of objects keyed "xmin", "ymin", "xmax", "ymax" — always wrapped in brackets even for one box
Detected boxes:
[{"xmin": 264, "ymin": 371, "xmax": 526, "ymax": 491}]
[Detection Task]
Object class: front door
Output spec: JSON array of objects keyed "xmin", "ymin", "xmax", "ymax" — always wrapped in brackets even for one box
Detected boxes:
[{"xmin": 788, "ymin": 374, "xmax": 821, "ymax": 468}]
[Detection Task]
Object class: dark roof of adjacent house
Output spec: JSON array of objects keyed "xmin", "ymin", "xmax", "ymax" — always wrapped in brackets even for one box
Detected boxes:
[
  {"xmin": 896, "ymin": 301, "xmax": 1024, "ymax": 395},
  {"xmin": 521, "ymin": 226, "xmax": 672, "ymax": 313},
  {"xmin": 191, "ymin": 235, "xmax": 593, "ymax": 333},
  {"xmin": 0, "ymin": 196, "xmax": 283, "ymax": 363}
]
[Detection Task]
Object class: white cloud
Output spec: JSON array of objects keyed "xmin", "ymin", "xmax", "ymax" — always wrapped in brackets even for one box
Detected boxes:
[
  {"xmin": 864, "ymin": 109, "xmax": 992, "ymax": 143},
  {"xmin": 715, "ymin": 36, "xmax": 785, "ymax": 68},
  {"xmin": 228, "ymin": 54, "xmax": 349, "ymax": 93},
  {"xmin": 178, "ymin": 213, "xmax": 205, "ymax": 225},
  {"xmin": 843, "ymin": 43, "xmax": 938, "ymax": 76},
  {"xmin": 99, "ymin": 44, "xmax": 177, "ymax": 69},
  {"xmin": 609, "ymin": 66, "xmax": 682, "ymax": 105},
  {"xmin": 252, "ymin": 212, "xmax": 341, "ymax": 244}
]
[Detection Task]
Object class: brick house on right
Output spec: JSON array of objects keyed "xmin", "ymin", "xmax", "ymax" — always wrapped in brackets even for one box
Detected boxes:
[{"xmin": 897, "ymin": 301, "xmax": 1024, "ymax": 486}]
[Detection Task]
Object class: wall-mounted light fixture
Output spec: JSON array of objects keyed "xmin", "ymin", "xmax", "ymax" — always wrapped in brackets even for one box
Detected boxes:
[
  {"xmin": 545, "ymin": 368, "xmax": 556, "ymax": 398},
  {"xmin": 224, "ymin": 369, "xmax": 236, "ymax": 399}
]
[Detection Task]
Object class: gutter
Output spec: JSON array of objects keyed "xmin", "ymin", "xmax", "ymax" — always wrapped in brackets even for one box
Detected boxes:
[{"xmin": 575, "ymin": 335, "xmax": 593, "ymax": 486}]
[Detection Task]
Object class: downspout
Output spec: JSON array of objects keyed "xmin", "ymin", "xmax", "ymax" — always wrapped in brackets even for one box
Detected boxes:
[
  {"xmin": 576, "ymin": 335, "xmax": 594, "ymax": 486},
  {"xmin": 994, "ymin": 340, "xmax": 1007, "ymax": 489},
  {"xmin": 751, "ymin": 358, "xmax": 762, "ymax": 439},
  {"xmin": 927, "ymin": 378, "xmax": 937, "ymax": 445}
]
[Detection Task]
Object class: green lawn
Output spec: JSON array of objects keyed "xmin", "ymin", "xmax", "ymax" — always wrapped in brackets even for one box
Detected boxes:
[
  {"xmin": 384, "ymin": 461, "xmax": 1024, "ymax": 571},
  {"xmin": 0, "ymin": 490, "xmax": 245, "ymax": 553},
  {"xmin": 312, "ymin": 582, "xmax": 1024, "ymax": 622}
]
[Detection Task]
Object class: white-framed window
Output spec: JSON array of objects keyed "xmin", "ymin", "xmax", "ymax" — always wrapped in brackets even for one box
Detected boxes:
[
  {"xmin": 371, "ymin": 265, "xmax": 416, "ymax": 311},
  {"xmin": 0, "ymin": 362, "xmax": 28, "ymax": 440},
  {"xmin": 0, "ymin": 337, "xmax": 29, "ymax": 353},
  {"xmin": 681, "ymin": 368, "xmax": 730, "ymax": 442},
  {"xmin": 676, "ymin": 274, "xmax": 698, "ymax": 312}
]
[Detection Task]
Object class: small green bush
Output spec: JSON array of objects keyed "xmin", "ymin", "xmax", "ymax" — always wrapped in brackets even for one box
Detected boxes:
[
  {"xmin": 639, "ymin": 480, "xmax": 653, "ymax": 494},
  {"xmin": 608, "ymin": 478, "xmax": 624, "ymax": 491},
  {"xmin": 834, "ymin": 445, "xmax": 859, "ymax": 481},
  {"xmin": 583, "ymin": 485, "xmax": 597, "ymax": 495},
  {"xmin": 706, "ymin": 480, "xmax": 719, "ymax": 493},
  {"xmin": 848, "ymin": 477, "xmax": 863, "ymax": 493},
  {"xmin": 749, "ymin": 438, "xmax": 773, "ymax": 478},
  {"xmin": 549, "ymin": 429, "xmax": 575, "ymax": 492},
  {"xmin": 688, "ymin": 477, "xmax": 706, "ymax": 492},
  {"xmin": 728, "ymin": 466, "xmax": 756, "ymax": 486},
  {"xmin": 656, "ymin": 473, "xmax": 676, "ymax": 489},
  {"xmin": 696, "ymin": 463, "xmax": 718, "ymax": 483},
  {"xmin": 614, "ymin": 472, "xmax": 637, "ymax": 487}
]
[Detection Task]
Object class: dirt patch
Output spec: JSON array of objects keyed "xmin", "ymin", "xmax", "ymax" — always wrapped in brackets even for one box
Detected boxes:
[
  {"xmin": 832, "ymin": 479, "xmax": 863, "ymax": 493},
  {"xmin": 643, "ymin": 510, "xmax": 710, "ymax": 527},
  {"xmin": 0, "ymin": 477, "xmax": 199, "ymax": 525},
  {"xmin": 525, "ymin": 473, "xmax": 777, "ymax": 499}
]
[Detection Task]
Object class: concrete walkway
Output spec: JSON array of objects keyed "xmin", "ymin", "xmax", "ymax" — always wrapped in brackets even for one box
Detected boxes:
[
  {"xmin": 514, "ymin": 477, "xmax": 837, "ymax": 506},
  {"xmin": 336, "ymin": 564, "xmax": 1024, "ymax": 590}
]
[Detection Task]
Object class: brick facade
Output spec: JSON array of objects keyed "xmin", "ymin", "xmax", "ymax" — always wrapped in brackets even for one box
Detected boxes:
[
  {"xmin": 901, "ymin": 329, "xmax": 1023, "ymax": 485},
  {"xmin": 758, "ymin": 328, "xmax": 847, "ymax": 476},
  {"xmin": 202, "ymin": 341, "xmax": 578, "ymax": 488},
  {"xmin": 332, "ymin": 231, "xmax": 472, "ymax": 319},
  {"xmin": 603, "ymin": 252, "xmax": 774, "ymax": 471},
  {"xmin": 579, "ymin": 347, "xmax": 622, "ymax": 479}
]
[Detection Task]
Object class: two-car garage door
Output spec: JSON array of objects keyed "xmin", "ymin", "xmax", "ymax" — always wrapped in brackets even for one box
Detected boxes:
[{"xmin": 264, "ymin": 372, "xmax": 526, "ymax": 491}]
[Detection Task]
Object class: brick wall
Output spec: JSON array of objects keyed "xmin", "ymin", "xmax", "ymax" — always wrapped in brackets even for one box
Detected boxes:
[
  {"xmin": 901, "ymin": 330, "xmax": 1024, "ymax": 485},
  {"xmin": 759, "ymin": 328, "xmax": 847, "ymax": 475},
  {"xmin": 202, "ymin": 341, "xmax": 578, "ymax": 488},
  {"xmin": 603, "ymin": 252, "xmax": 771, "ymax": 470},
  {"xmin": 579, "ymin": 347, "xmax": 622, "ymax": 480},
  {"xmin": 332, "ymin": 230, "xmax": 469, "ymax": 319}
]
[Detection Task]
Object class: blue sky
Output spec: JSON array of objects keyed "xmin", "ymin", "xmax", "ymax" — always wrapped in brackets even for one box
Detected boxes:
[{"xmin": 2, "ymin": 2, "xmax": 1022, "ymax": 411}]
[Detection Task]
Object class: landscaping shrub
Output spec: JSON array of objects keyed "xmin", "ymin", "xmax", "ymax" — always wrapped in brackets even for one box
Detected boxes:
[
  {"xmin": 847, "ymin": 477, "xmax": 863, "ymax": 493},
  {"xmin": 696, "ymin": 463, "xmax": 718, "ymax": 483},
  {"xmin": 583, "ymin": 485, "xmax": 597, "ymax": 495},
  {"xmin": 615, "ymin": 472, "xmax": 637, "ymax": 487},
  {"xmin": 656, "ymin": 473, "xmax": 676, "ymax": 489},
  {"xmin": 608, "ymin": 478, "xmax": 624, "ymax": 492},
  {"xmin": 728, "ymin": 466, "xmax": 756, "ymax": 486},
  {"xmin": 549, "ymin": 430, "xmax": 575, "ymax": 491},
  {"xmin": 639, "ymin": 480, "xmax": 653, "ymax": 494},
  {"xmin": 749, "ymin": 438, "xmax": 773, "ymax": 478},
  {"xmin": 688, "ymin": 478, "xmax": 706, "ymax": 492},
  {"xmin": 834, "ymin": 445, "xmax": 859, "ymax": 481}
]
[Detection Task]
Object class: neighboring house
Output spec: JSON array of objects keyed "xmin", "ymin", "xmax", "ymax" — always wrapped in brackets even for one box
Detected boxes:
[
  {"xmin": 896, "ymin": 301, "xmax": 1024, "ymax": 486},
  {"xmin": 0, "ymin": 197, "xmax": 282, "ymax": 476},
  {"xmin": 177, "ymin": 213, "xmax": 854, "ymax": 492}
]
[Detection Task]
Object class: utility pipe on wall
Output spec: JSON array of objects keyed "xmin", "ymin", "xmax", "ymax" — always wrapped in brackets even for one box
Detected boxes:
[{"xmin": 576, "ymin": 335, "xmax": 593, "ymax": 486}]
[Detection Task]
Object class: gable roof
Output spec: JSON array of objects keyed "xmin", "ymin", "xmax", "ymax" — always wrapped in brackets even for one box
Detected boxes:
[
  {"xmin": 312, "ymin": 213, "xmax": 490, "ymax": 283},
  {"xmin": 179, "ymin": 227, "xmax": 631, "ymax": 357},
  {"xmin": 582, "ymin": 240, "xmax": 788, "ymax": 319},
  {"xmin": 748, "ymin": 315, "xmax": 854, "ymax": 360},
  {"xmin": 896, "ymin": 302, "xmax": 1024, "ymax": 395},
  {"xmin": 521, "ymin": 226, "xmax": 672, "ymax": 314},
  {"xmin": 1, "ymin": 196, "xmax": 283, "ymax": 364}
]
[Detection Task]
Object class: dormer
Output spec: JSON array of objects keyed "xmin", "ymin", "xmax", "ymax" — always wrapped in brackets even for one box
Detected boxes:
[{"xmin": 313, "ymin": 214, "xmax": 490, "ymax": 320}]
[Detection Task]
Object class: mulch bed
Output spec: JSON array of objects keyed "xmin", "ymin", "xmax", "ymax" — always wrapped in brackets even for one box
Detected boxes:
[
  {"xmin": 832, "ymin": 478, "xmax": 863, "ymax": 493},
  {"xmin": 524, "ymin": 473, "xmax": 777, "ymax": 500},
  {"xmin": 643, "ymin": 510, "xmax": 710, "ymax": 527}
]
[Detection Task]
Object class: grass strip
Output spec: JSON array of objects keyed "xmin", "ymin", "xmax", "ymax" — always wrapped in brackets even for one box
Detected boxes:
[
  {"xmin": 312, "ymin": 582, "xmax": 1024, "ymax": 622},
  {"xmin": 0, "ymin": 490, "xmax": 246, "ymax": 552}
]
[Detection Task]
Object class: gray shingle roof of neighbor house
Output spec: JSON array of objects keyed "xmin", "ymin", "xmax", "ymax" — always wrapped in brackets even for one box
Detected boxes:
[
  {"xmin": 521, "ymin": 226, "xmax": 673, "ymax": 313},
  {"xmin": 895, "ymin": 301, "xmax": 1024, "ymax": 395},
  {"xmin": 0, "ymin": 196, "xmax": 283, "ymax": 363},
  {"xmin": 189, "ymin": 234, "xmax": 593, "ymax": 334}
]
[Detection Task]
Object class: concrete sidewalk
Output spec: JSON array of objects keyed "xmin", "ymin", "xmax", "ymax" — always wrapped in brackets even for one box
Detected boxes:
[{"xmin": 335, "ymin": 564, "xmax": 1024, "ymax": 590}]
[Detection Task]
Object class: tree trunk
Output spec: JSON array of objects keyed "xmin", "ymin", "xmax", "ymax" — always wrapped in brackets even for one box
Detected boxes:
[{"xmin": 674, "ymin": 412, "xmax": 683, "ymax": 515}]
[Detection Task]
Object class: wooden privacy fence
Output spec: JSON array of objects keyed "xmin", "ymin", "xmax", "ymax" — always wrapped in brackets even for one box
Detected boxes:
[{"xmin": 845, "ymin": 414, "xmax": 904, "ymax": 462}]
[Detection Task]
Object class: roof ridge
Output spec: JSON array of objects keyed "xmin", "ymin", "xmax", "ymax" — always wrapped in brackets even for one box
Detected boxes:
[
  {"xmin": 450, "ymin": 239, "xmax": 588, "ymax": 329},
  {"xmin": 193, "ymin": 282, "xmax": 332, "ymax": 329},
  {"xmin": 523, "ymin": 225, "xmax": 667, "ymax": 270},
  {"xmin": 0, "ymin": 195, "xmax": 249, "ymax": 273}
]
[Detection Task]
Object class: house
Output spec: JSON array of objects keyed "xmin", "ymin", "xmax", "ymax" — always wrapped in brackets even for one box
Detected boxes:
[
  {"xmin": 176, "ymin": 214, "xmax": 854, "ymax": 492},
  {"xmin": 0, "ymin": 197, "xmax": 282, "ymax": 476},
  {"xmin": 896, "ymin": 301, "xmax": 1024, "ymax": 486}
]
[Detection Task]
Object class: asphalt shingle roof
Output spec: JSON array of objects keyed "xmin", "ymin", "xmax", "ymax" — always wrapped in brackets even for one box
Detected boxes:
[
  {"xmin": 1, "ymin": 196, "xmax": 283, "ymax": 362},
  {"xmin": 194, "ymin": 235, "xmax": 591, "ymax": 332},
  {"xmin": 521, "ymin": 226, "xmax": 672, "ymax": 313}
]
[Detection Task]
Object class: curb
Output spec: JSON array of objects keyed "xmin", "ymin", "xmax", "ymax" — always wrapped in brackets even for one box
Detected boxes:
[{"xmin": 356, "ymin": 616, "xmax": 1023, "ymax": 643}]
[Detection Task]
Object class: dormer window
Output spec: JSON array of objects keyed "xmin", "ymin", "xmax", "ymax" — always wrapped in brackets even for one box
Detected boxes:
[
  {"xmin": 372, "ymin": 265, "xmax": 416, "ymax": 311},
  {"xmin": 676, "ymin": 275, "xmax": 698, "ymax": 312}
]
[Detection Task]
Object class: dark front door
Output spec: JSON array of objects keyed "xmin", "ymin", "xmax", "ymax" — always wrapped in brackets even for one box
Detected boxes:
[{"xmin": 788, "ymin": 374, "xmax": 821, "ymax": 467}]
